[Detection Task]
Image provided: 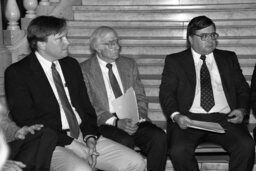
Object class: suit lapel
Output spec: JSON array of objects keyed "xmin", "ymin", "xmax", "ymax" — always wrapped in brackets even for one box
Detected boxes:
[
  {"xmin": 29, "ymin": 53, "xmax": 57, "ymax": 102},
  {"xmin": 181, "ymin": 49, "xmax": 197, "ymax": 90},
  {"xmin": 213, "ymin": 50, "xmax": 231, "ymax": 101},
  {"xmin": 116, "ymin": 57, "xmax": 128, "ymax": 92},
  {"xmin": 91, "ymin": 56, "xmax": 110, "ymax": 109}
]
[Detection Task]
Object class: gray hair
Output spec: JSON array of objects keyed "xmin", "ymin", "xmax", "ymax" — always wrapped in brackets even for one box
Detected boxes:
[{"xmin": 89, "ymin": 26, "xmax": 117, "ymax": 55}]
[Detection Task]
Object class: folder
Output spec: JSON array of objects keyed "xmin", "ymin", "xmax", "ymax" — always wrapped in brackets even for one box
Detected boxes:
[
  {"xmin": 187, "ymin": 120, "xmax": 225, "ymax": 133},
  {"xmin": 112, "ymin": 87, "xmax": 139, "ymax": 124}
]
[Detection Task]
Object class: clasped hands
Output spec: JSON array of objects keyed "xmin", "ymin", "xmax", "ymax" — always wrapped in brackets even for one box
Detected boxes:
[
  {"xmin": 117, "ymin": 118, "xmax": 138, "ymax": 135},
  {"xmin": 174, "ymin": 108, "xmax": 246, "ymax": 129},
  {"xmin": 65, "ymin": 137, "xmax": 99, "ymax": 170}
]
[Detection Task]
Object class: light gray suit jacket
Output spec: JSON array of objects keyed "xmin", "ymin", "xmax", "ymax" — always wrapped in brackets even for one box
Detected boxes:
[
  {"xmin": 80, "ymin": 56, "xmax": 149, "ymax": 125},
  {"xmin": 0, "ymin": 102, "xmax": 19, "ymax": 143}
]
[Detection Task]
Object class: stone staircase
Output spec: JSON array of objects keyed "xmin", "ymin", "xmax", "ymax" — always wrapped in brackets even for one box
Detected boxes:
[
  {"xmin": 68, "ymin": 0, "xmax": 256, "ymax": 124},
  {"xmin": 67, "ymin": 0, "xmax": 256, "ymax": 170}
]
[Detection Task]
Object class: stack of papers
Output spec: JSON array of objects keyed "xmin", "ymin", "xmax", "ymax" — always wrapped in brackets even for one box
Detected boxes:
[
  {"xmin": 187, "ymin": 120, "xmax": 225, "ymax": 133},
  {"xmin": 112, "ymin": 87, "xmax": 139, "ymax": 124}
]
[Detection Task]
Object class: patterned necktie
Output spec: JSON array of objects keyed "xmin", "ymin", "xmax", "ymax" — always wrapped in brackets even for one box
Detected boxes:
[
  {"xmin": 106, "ymin": 63, "xmax": 123, "ymax": 98},
  {"xmin": 51, "ymin": 63, "xmax": 79, "ymax": 138},
  {"xmin": 200, "ymin": 55, "xmax": 215, "ymax": 112}
]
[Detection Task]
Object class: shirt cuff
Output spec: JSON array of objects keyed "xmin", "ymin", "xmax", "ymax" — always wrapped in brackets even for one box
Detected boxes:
[
  {"xmin": 170, "ymin": 112, "xmax": 180, "ymax": 122},
  {"xmin": 84, "ymin": 135, "xmax": 98, "ymax": 143},
  {"xmin": 105, "ymin": 116, "xmax": 117, "ymax": 126}
]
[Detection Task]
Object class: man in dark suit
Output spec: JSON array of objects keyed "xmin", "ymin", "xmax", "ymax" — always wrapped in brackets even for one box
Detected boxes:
[
  {"xmin": 5, "ymin": 16, "xmax": 145, "ymax": 171},
  {"xmin": 80, "ymin": 26, "xmax": 167, "ymax": 171},
  {"xmin": 159, "ymin": 15, "xmax": 255, "ymax": 171},
  {"xmin": 250, "ymin": 64, "xmax": 256, "ymax": 141}
]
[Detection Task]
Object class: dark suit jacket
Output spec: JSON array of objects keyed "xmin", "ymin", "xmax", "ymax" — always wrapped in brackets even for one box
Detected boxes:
[
  {"xmin": 159, "ymin": 48, "xmax": 250, "ymax": 123},
  {"xmin": 250, "ymin": 65, "xmax": 256, "ymax": 116},
  {"xmin": 80, "ymin": 56, "xmax": 149, "ymax": 125},
  {"xmin": 5, "ymin": 53, "xmax": 99, "ymax": 146}
]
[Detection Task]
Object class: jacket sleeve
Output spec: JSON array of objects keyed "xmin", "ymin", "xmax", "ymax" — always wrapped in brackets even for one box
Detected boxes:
[
  {"xmin": 159, "ymin": 55, "xmax": 179, "ymax": 119},
  {"xmin": 131, "ymin": 60, "xmax": 149, "ymax": 120}
]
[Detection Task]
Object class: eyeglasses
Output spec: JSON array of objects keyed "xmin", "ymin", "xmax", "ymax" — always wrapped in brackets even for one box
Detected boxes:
[
  {"xmin": 193, "ymin": 32, "xmax": 219, "ymax": 41},
  {"xmin": 101, "ymin": 39, "xmax": 119, "ymax": 49}
]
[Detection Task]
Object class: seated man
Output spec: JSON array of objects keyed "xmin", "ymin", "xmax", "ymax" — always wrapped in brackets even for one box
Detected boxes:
[
  {"xmin": 159, "ymin": 15, "xmax": 255, "ymax": 171},
  {"xmin": 0, "ymin": 127, "xmax": 8, "ymax": 171},
  {"xmin": 0, "ymin": 98, "xmax": 57, "ymax": 171},
  {"xmin": 250, "ymin": 65, "xmax": 256, "ymax": 141},
  {"xmin": 80, "ymin": 26, "xmax": 167, "ymax": 171},
  {"xmin": 5, "ymin": 16, "xmax": 145, "ymax": 171}
]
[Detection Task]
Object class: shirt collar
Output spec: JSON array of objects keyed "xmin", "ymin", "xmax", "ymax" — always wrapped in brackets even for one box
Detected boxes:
[
  {"xmin": 35, "ymin": 51, "xmax": 60, "ymax": 70},
  {"xmin": 96, "ymin": 55, "xmax": 116, "ymax": 69},
  {"xmin": 191, "ymin": 48, "xmax": 214, "ymax": 65}
]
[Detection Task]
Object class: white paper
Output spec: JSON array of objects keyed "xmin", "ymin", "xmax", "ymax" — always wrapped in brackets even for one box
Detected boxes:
[
  {"xmin": 187, "ymin": 120, "xmax": 225, "ymax": 134},
  {"xmin": 112, "ymin": 87, "xmax": 139, "ymax": 124}
]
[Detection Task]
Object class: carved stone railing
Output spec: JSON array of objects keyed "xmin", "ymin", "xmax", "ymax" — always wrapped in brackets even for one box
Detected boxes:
[
  {"xmin": 0, "ymin": 0, "xmax": 82, "ymax": 96},
  {"xmin": 3, "ymin": 0, "xmax": 82, "ymax": 62}
]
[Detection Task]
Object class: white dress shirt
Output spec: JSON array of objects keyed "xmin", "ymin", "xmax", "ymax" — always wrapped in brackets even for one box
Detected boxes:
[
  {"xmin": 189, "ymin": 48, "xmax": 231, "ymax": 113},
  {"xmin": 36, "ymin": 52, "xmax": 82, "ymax": 130},
  {"xmin": 97, "ymin": 56, "xmax": 124, "ymax": 125}
]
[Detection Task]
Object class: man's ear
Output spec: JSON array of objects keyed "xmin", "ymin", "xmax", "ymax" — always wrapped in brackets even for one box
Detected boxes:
[
  {"xmin": 37, "ymin": 41, "xmax": 46, "ymax": 51},
  {"xmin": 188, "ymin": 36, "xmax": 193, "ymax": 45},
  {"xmin": 94, "ymin": 44, "xmax": 102, "ymax": 54}
]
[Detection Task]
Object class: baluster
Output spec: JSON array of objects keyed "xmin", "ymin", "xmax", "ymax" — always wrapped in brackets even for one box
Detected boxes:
[
  {"xmin": 39, "ymin": 0, "xmax": 50, "ymax": 6},
  {"xmin": 5, "ymin": 0, "xmax": 20, "ymax": 30},
  {"xmin": 23, "ymin": 0, "xmax": 38, "ymax": 19}
]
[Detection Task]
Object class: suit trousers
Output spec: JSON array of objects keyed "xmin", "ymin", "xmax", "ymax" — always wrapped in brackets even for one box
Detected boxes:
[
  {"xmin": 168, "ymin": 113, "xmax": 255, "ymax": 171},
  {"xmin": 99, "ymin": 121, "xmax": 168, "ymax": 171},
  {"xmin": 9, "ymin": 128, "xmax": 57, "ymax": 171},
  {"xmin": 50, "ymin": 136, "xmax": 146, "ymax": 171}
]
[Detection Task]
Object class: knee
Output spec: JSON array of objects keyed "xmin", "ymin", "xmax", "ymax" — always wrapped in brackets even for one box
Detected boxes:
[
  {"xmin": 118, "ymin": 154, "xmax": 146, "ymax": 171},
  {"xmin": 234, "ymin": 138, "xmax": 255, "ymax": 156},
  {"xmin": 151, "ymin": 129, "xmax": 167, "ymax": 146},
  {"xmin": 118, "ymin": 135, "xmax": 135, "ymax": 149},
  {"xmin": 169, "ymin": 144, "xmax": 194, "ymax": 162},
  {"xmin": 73, "ymin": 164, "xmax": 92, "ymax": 171}
]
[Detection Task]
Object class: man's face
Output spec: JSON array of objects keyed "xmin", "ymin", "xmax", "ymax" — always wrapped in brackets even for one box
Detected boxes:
[
  {"xmin": 189, "ymin": 25, "xmax": 218, "ymax": 55},
  {"xmin": 96, "ymin": 30, "xmax": 120, "ymax": 63},
  {"xmin": 44, "ymin": 30, "xmax": 70, "ymax": 61}
]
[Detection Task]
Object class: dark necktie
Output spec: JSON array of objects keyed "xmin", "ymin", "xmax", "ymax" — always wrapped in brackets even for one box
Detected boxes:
[
  {"xmin": 106, "ymin": 63, "xmax": 123, "ymax": 98},
  {"xmin": 51, "ymin": 63, "xmax": 79, "ymax": 138},
  {"xmin": 200, "ymin": 55, "xmax": 215, "ymax": 112}
]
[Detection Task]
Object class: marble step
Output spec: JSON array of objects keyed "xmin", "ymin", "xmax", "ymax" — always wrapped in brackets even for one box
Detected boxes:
[
  {"xmin": 68, "ymin": 37, "xmax": 256, "ymax": 46},
  {"xmin": 68, "ymin": 20, "xmax": 256, "ymax": 28},
  {"xmin": 68, "ymin": 45, "xmax": 256, "ymax": 56},
  {"xmin": 74, "ymin": 3, "xmax": 256, "ymax": 11},
  {"xmin": 74, "ymin": 10, "xmax": 256, "ymax": 21},
  {"xmin": 82, "ymin": 0, "xmax": 256, "ymax": 5},
  {"xmin": 137, "ymin": 65, "xmax": 253, "ymax": 77},
  {"xmin": 68, "ymin": 27, "xmax": 256, "ymax": 38}
]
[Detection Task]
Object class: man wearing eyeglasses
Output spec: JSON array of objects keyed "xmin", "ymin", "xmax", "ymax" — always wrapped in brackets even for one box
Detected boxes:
[
  {"xmin": 159, "ymin": 15, "xmax": 255, "ymax": 171},
  {"xmin": 80, "ymin": 26, "xmax": 167, "ymax": 171}
]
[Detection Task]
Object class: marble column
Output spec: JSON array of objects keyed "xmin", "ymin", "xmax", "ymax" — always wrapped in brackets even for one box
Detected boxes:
[{"xmin": 0, "ymin": 1, "xmax": 11, "ymax": 97}]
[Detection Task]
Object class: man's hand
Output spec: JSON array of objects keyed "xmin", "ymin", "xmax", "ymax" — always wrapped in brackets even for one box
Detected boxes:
[
  {"xmin": 227, "ymin": 109, "xmax": 246, "ymax": 124},
  {"xmin": 15, "ymin": 124, "xmax": 43, "ymax": 140},
  {"xmin": 65, "ymin": 139, "xmax": 90, "ymax": 160},
  {"xmin": 2, "ymin": 160, "xmax": 26, "ymax": 171},
  {"xmin": 117, "ymin": 118, "xmax": 138, "ymax": 135},
  {"xmin": 173, "ymin": 114, "xmax": 192, "ymax": 129},
  {"xmin": 86, "ymin": 138, "xmax": 99, "ymax": 169}
]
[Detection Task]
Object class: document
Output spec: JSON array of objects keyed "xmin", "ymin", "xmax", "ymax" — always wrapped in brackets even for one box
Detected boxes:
[
  {"xmin": 187, "ymin": 120, "xmax": 225, "ymax": 134},
  {"xmin": 112, "ymin": 87, "xmax": 139, "ymax": 124}
]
